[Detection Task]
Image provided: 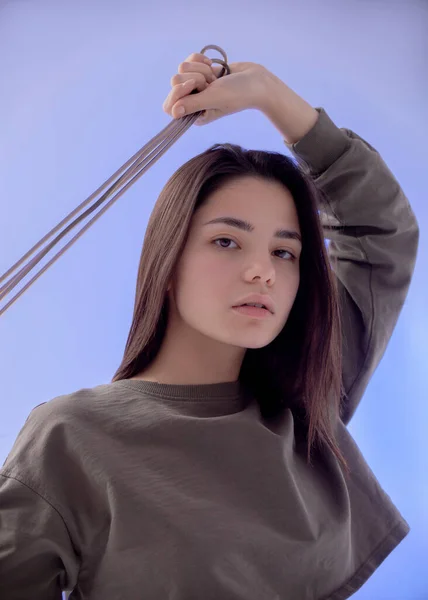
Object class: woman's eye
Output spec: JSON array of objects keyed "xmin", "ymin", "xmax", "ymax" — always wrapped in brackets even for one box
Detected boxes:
[
  {"xmin": 214, "ymin": 237, "xmax": 238, "ymax": 249},
  {"xmin": 212, "ymin": 238, "xmax": 296, "ymax": 261}
]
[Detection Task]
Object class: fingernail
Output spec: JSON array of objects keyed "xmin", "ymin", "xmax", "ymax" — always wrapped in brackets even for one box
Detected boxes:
[
  {"xmin": 204, "ymin": 58, "xmax": 212, "ymax": 65},
  {"xmin": 176, "ymin": 106, "xmax": 185, "ymax": 116}
]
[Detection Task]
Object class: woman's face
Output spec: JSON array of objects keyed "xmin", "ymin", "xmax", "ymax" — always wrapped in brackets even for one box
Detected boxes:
[{"xmin": 167, "ymin": 175, "xmax": 302, "ymax": 351}]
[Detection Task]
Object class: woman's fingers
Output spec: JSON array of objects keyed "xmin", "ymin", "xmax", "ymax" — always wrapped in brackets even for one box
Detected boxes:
[
  {"xmin": 162, "ymin": 54, "xmax": 216, "ymax": 116},
  {"xmin": 178, "ymin": 61, "xmax": 216, "ymax": 83},
  {"xmin": 163, "ymin": 77, "xmax": 208, "ymax": 115},
  {"xmin": 185, "ymin": 52, "xmax": 212, "ymax": 64},
  {"xmin": 170, "ymin": 71, "xmax": 208, "ymax": 89}
]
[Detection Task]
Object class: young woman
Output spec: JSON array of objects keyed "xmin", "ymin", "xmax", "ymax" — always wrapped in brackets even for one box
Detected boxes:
[{"xmin": 0, "ymin": 53, "xmax": 419, "ymax": 599}]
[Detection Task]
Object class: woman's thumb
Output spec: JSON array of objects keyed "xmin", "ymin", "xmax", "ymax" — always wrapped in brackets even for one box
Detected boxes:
[{"xmin": 173, "ymin": 87, "xmax": 210, "ymax": 119}]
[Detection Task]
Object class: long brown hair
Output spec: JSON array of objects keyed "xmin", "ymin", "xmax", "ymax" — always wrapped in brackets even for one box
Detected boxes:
[{"xmin": 112, "ymin": 143, "xmax": 350, "ymax": 476}]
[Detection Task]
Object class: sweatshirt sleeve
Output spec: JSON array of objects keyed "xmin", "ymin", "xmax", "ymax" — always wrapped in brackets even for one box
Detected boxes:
[
  {"xmin": 0, "ymin": 404, "xmax": 80, "ymax": 599},
  {"xmin": 285, "ymin": 108, "xmax": 420, "ymax": 425}
]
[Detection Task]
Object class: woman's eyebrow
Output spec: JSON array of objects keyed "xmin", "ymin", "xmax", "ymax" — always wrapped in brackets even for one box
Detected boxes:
[{"xmin": 203, "ymin": 216, "xmax": 302, "ymax": 244}]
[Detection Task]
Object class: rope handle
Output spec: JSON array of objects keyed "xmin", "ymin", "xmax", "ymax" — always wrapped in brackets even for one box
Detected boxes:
[{"xmin": 0, "ymin": 45, "xmax": 230, "ymax": 317}]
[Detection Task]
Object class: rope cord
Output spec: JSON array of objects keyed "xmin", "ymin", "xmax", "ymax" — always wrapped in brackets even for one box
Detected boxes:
[{"xmin": 0, "ymin": 44, "xmax": 230, "ymax": 317}]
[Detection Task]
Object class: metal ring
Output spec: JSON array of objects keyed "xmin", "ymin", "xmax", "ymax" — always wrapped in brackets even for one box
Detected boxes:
[
  {"xmin": 210, "ymin": 58, "xmax": 230, "ymax": 78},
  {"xmin": 200, "ymin": 44, "xmax": 230, "ymax": 78},
  {"xmin": 200, "ymin": 44, "xmax": 228, "ymax": 64}
]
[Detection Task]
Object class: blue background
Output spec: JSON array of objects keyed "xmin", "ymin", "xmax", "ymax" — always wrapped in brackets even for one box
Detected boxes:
[{"xmin": 0, "ymin": 1, "xmax": 426, "ymax": 598}]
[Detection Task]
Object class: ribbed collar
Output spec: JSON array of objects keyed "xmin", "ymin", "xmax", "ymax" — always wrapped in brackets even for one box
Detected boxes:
[{"xmin": 114, "ymin": 378, "xmax": 251, "ymax": 414}]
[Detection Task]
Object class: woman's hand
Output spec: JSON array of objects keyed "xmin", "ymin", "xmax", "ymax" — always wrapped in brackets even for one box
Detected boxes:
[{"xmin": 162, "ymin": 52, "xmax": 270, "ymax": 126}]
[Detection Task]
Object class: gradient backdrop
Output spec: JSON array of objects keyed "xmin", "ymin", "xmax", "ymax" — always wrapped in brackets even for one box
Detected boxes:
[{"xmin": 0, "ymin": 1, "xmax": 427, "ymax": 598}]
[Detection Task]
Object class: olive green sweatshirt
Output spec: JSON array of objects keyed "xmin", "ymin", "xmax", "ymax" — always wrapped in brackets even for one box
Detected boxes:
[{"xmin": 0, "ymin": 107, "xmax": 419, "ymax": 599}]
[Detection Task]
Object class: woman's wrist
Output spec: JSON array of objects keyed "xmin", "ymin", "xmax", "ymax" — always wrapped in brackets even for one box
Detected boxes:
[{"xmin": 257, "ymin": 68, "xmax": 319, "ymax": 145}]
